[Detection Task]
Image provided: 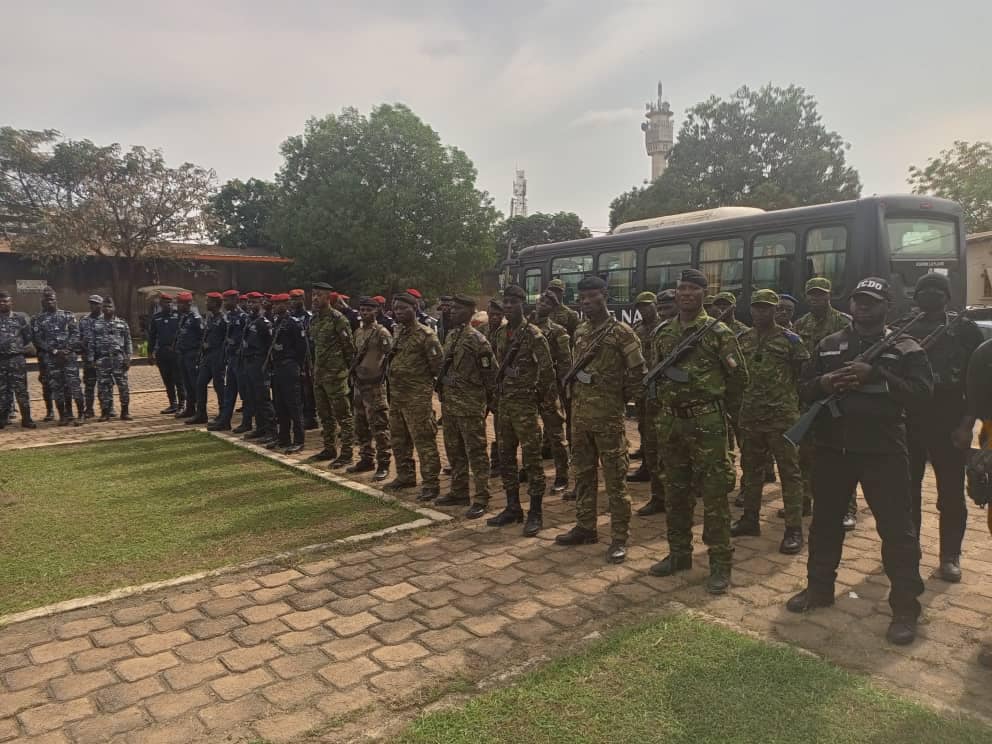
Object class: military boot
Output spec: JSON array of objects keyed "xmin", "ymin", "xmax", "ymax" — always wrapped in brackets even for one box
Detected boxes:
[
  {"xmin": 76, "ymin": 399, "xmax": 87, "ymax": 421},
  {"xmin": 730, "ymin": 511, "xmax": 761, "ymax": 537},
  {"xmin": 98, "ymin": 408, "xmax": 112, "ymax": 422},
  {"xmin": 779, "ymin": 526, "xmax": 804, "ymax": 555},
  {"xmin": 554, "ymin": 526, "xmax": 598, "ymax": 545},
  {"xmin": 21, "ymin": 416, "xmax": 37, "ymax": 429},
  {"xmin": 707, "ymin": 565, "xmax": 731, "ymax": 595},
  {"xmin": 886, "ymin": 615, "xmax": 918, "ymax": 645},
  {"xmin": 522, "ymin": 493, "xmax": 543, "ymax": 537},
  {"xmin": 43, "ymin": 401, "xmax": 55, "ymax": 422},
  {"xmin": 626, "ymin": 464, "xmax": 650, "ymax": 482},
  {"xmin": 637, "ymin": 496, "xmax": 666, "ymax": 516},
  {"xmin": 231, "ymin": 419, "xmax": 253, "ymax": 434},
  {"xmin": 648, "ymin": 553, "xmax": 692, "ymax": 577},
  {"xmin": 373, "ymin": 462, "xmax": 390, "ymax": 482},
  {"xmin": 185, "ymin": 403, "xmax": 209, "ymax": 424},
  {"xmin": 119, "ymin": 404, "xmax": 132, "ymax": 421},
  {"xmin": 785, "ymin": 588, "xmax": 834, "ymax": 613},
  {"xmin": 346, "ymin": 458, "xmax": 375, "ymax": 474},
  {"xmin": 56, "ymin": 401, "xmax": 71, "ymax": 426},
  {"xmin": 606, "ymin": 542, "xmax": 627, "ymax": 564},
  {"xmin": 552, "ymin": 473, "xmax": 568, "ymax": 493},
  {"xmin": 487, "ymin": 490, "xmax": 524, "ymax": 527}
]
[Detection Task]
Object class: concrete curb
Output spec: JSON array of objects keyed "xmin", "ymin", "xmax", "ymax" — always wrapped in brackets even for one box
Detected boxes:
[{"xmin": 0, "ymin": 429, "xmax": 452, "ymax": 629}]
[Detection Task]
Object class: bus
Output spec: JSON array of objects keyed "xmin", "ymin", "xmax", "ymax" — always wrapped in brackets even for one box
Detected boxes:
[{"xmin": 506, "ymin": 194, "xmax": 966, "ymax": 324}]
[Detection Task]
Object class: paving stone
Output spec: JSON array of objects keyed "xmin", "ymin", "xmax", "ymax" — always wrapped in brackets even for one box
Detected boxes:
[
  {"xmin": 317, "ymin": 656, "xmax": 381, "ymax": 690},
  {"xmin": 251, "ymin": 585, "xmax": 297, "ymax": 604},
  {"xmin": 503, "ymin": 600, "xmax": 545, "ymax": 620},
  {"xmin": 291, "ymin": 574, "xmax": 334, "ymax": 592},
  {"xmin": 418, "ymin": 627, "xmax": 474, "ymax": 652},
  {"xmin": 94, "ymin": 676, "xmax": 165, "ymax": 712},
  {"xmin": 114, "ymin": 650, "xmax": 179, "ymax": 681},
  {"xmin": 18, "ymin": 698, "xmax": 96, "ymax": 735},
  {"xmin": 187, "ymin": 615, "xmax": 245, "ymax": 640},
  {"xmin": 211, "ymin": 667, "xmax": 275, "ymax": 701},
  {"xmin": 297, "ymin": 557, "xmax": 340, "ymax": 576},
  {"xmin": 253, "ymin": 707, "xmax": 325, "ymax": 743},
  {"xmin": 211, "ymin": 578, "xmax": 262, "ymax": 598},
  {"xmin": 321, "ymin": 633, "xmax": 382, "ymax": 662},
  {"xmin": 220, "ymin": 643, "xmax": 282, "ymax": 672},
  {"xmin": 313, "ymin": 686, "xmax": 370, "ymax": 717},
  {"xmin": 543, "ymin": 605, "xmax": 594, "ymax": 628},
  {"xmin": 261, "ymin": 674, "xmax": 330, "ymax": 708},
  {"xmin": 0, "ymin": 718, "xmax": 19, "ymax": 742},
  {"xmin": 257, "ymin": 569, "xmax": 304, "ymax": 588},
  {"xmin": 70, "ymin": 705, "xmax": 147, "ymax": 743},
  {"xmin": 0, "ymin": 652, "xmax": 29, "ymax": 674},
  {"xmin": 326, "ymin": 611, "xmax": 379, "ymax": 637},
  {"xmin": 370, "ymin": 598, "xmax": 420, "ymax": 622},
  {"xmin": 408, "ymin": 573, "xmax": 456, "ymax": 591},
  {"xmin": 422, "ymin": 649, "xmax": 472, "ymax": 677},
  {"xmin": 368, "ymin": 618, "xmax": 426, "ymax": 644},
  {"xmin": 55, "ymin": 616, "xmax": 111, "ymax": 640},
  {"xmin": 414, "ymin": 605, "xmax": 467, "ymax": 630},
  {"xmin": 284, "ymin": 589, "xmax": 337, "ymax": 611},
  {"xmin": 410, "ymin": 588, "xmax": 459, "ymax": 609},
  {"xmin": 334, "ymin": 564, "xmax": 372, "ymax": 580},
  {"xmin": 131, "ymin": 629, "xmax": 194, "ymax": 656},
  {"xmin": 124, "ymin": 717, "xmax": 205, "ymax": 744},
  {"xmin": 28, "ymin": 637, "xmax": 91, "ymax": 665},
  {"xmin": 163, "ymin": 659, "xmax": 226, "ymax": 690},
  {"xmin": 163, "ymin": 589, "xmax": 212, "ymax": 613},
  {"xmin": 282, "ymin": 607, "xmax": 335, "ymax": 630},
  {"xmin": 233, "ymin": 618, "xmax": 290, "ymax": 646},
  {"xmin": 0, "ymin": 687, "xmax": 48, "ymax": 718},
  {"xmin": 368, "ymin": 667, "xmax": 427, "ymax": 697},
  {"xmin": 201, "ymin": 595, "xmax": 253, "ymax": 618},
  {"xmin": 198, "ymin": 693, "xmax": 273, "ymax": 731},
  {"xmin": 111, "ymin": 601, "xmax": 165, "ymax": 626},
  {"xmin": 465, "ymin": 635, "xmax": 516, "ymax": 661},
  {"xmin": 370, "ymin": 581, "xmax": 418, "ymax": 602},
  {"xmin": 175, "ymin": 635, "xmax": 238, "ymax": 663},
  {"xmin": 334, "ymin": 577, "xmax": 379, "ymax": 597},
  {"xmin": 148, "ymin": 608, "xmax": 205, "ymax": 633},
  {"xmin": 269, "ymin": 648, "xmax": 330, "ymax": 680},
  {"xmin": 4, "ymin": 658, "xmax": 69, "ymax": 690},
  {"xmin": 49, "ymin": 669, "xmax": 116, "ymax": 701},
  {"xmin": 452, "ymin": 593, "xmax": 503, "ymax": 614},
  {"xmin": 370, "ymin": 642, "xmax": 429, "ymax": 669},
  {"xmin": 327, "ymin": 595, "xmax": 380, "ymax": 616},
  {"xmin": 273, "ymin": 627, "xmax": 335, "ymax": 651},
  {"xmin": 144, "ymin": 686, "xmax": 212, "ymax": 722},
  {"xmin": 90, "ymin": 623, "xmax": 151, "ymax": 648},
  {"xmin": 460, "ymin": 613, "xmax": 511, "ymax": 637},
  {"xmin": 0, "ymin": 626, "xmax": 50, "ymax": 660},
  {"xmin": 449, "ymin": 579, "xmax": 494, "ymax": 597}
]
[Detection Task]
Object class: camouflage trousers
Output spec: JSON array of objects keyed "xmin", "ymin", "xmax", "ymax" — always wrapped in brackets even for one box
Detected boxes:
[
  {"xmin": 539, "ymin": 402, "xmax": 569, "ymax": 478},
  {"xmin": 354, "ymin": 382, "xmax": 391, "ymax": 467},
  {"xmin": 574, "ymin": 417, "xmax": 631, "ymax": 543},
  {"xmin": 43, "ymin": 354, "xmax": 83, "ymax": 409},
  {"xmin": 640, "ymin": 397, "xmax": 666, "ymax": 500},
  {"xmin": 657, "ymin": 408, "xmax": 735, "ymax": 569},
  {"xmin": 95, "ymin": 355, "xmax": 130, "ymax": 413},
  {"xmin": 314, "ymin": 378, "xmax": 353, "ymax": 456},
  {"xmin": 390, "ymin": 393, "xmax": 440, "ymax": 488},
  {"xmin": 0, "ymin": 356, "xmax": 30, "ymax": 419},
  {"xmin": 497, "ymin": 398, "xmax": 545, "ymax": 503},
  {"xmin": 741, "ymin": 426, "xmax": 803, "ymax": 527},
  {"xmin": 442, "ymin": 411, "xmax": 490, "ymax": 505},
  {"xmin": 83, "ymin": 363, "xmax": 97, "ymax": 413}
]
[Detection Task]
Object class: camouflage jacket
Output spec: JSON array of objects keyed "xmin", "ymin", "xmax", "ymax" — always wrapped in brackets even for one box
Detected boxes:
[
  {"xmin": 78, "ymin": 313, "xmax": 101, "ymax": 364},
  {"xmin": 439, "ymin": 323, "xmax": 497, "ymax": 417},
  {"xmin": 549, "ymin": 304, "xmax": 580, "ymax": 343},
  {"xmin": 571, "ymin": 316, "xmax": 645, "ymax": 426},
  {"xmin": 533, "ymin": 317, "xmax": 571, "ymax": 379},
  {"xmin": 727, "ymin": 318, "xmax": 750, "ymax": 337},
  {"xmin": 633, "ymin": 316, "xmax": 663, "ymax": 368},
  {"xmin": 311, "ymin": 306, "xmax": 355, "ymax": 382},
  {"xmin": 795, "ymin": 307, "xmax": 850, "ymax": 354},
  {"xmin": 737, "ymin": 325, "xmax": 809, "ymax": 429},
  {"xmin": 387, "ymin": 321, "xmax": 443, "ymax": 401},
  {"xmin": 652, "ymin": 308, "xmax": 748, "ymax": 416},
  {"xmin": 0, "ymin": 312, "xmax": 31, "ymax": 357},
  {"xmin": 88, "ymin": 316, "xmax": 133, "ymax": 363},
  {"xmin": 352, "ymin": 321, "xmax": 392, "ymax": 386},
  {"xmin": 31, "ymin": 310, "xmax": 80, "ymax": 361},
  {"xmin": 493, "ymin": 320, "xmax": 555, "ymax": 405}
]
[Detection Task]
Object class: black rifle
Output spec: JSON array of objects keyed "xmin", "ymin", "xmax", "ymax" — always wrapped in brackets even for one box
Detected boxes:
[
  {"xmin": 433, "ymin": 327, "xmax": 464, "ymax": 402},
  {"xmin": 783, "ymin": 313, "xmax": 924, "ymax": 446},
  {"xmin": 918, "ymin": 311, "xmax": 972, "ymax": 352},
  {"xmin": 561, "ymin": 316, "xmax": 617, "ymax": 400},
  {"xmin": 641, "ymin": 304, "xmax": 735, "ymax": 400},
  {"xmin": 263, "ymin": 316, "xmax": 286, "ymax": 373},
  {"xmin": 493, "ymin": 322, "xmax": 529, "ymax": 394}
]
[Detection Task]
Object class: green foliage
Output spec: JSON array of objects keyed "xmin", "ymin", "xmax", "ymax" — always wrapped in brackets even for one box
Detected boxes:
[
  {"xmin": 609, "ymin": 85, "xmax": 862, "ymax": 229},
  {"xmin": 269, "ymin": 104, "xmax": 498, "ymax": 297},
  {"xmin": 909, "ymin": 140, "xmax": 992, "ymax": 233},
  {"xmin": 208, "ymin": 177, "xmax": 278, "ymax": 248},
  {"xmin": 496, "ymin": 211, "xmax": 592, "ymax": 260}
]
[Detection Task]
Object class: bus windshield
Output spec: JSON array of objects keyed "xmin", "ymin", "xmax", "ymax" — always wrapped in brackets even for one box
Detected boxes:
[{"xmin": 886, "ymin": 217, "xmax": 957, "ymax": 259}]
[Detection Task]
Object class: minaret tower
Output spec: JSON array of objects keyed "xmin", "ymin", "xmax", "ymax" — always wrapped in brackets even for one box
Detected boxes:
[
  {"xmin": 641, "ymin": 81, "xmax": 674, "ymax": 181},
  {"xmin": 510, "ymin": 169, "xmax": 527, "ymax": 217}
]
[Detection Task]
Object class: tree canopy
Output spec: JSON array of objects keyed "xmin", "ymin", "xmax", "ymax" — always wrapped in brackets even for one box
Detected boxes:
[
  {"xmin": 609, "ymin": 85, "xmax": 861, "ymax": 229},
  {"xmin": 909, "ymin": 140, "xmax": 992, "ymax": 233},
  {"xmin": 208, "ymin": 177, "xmax": 277, "ymax": 249},
  {"xmin": 496, "ymin": 211, "xmax": 591, "ymax": 261},
  {"xmin": 269, "ymin": 104, "xmax": 498, "ymax": 298},
  {"xmin": 0, "ymin": 127, "xmax": 215, "ymax": 323}
]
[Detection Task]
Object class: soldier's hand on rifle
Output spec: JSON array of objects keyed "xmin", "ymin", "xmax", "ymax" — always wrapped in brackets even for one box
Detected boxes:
[{"xmin": 836, "ymin": 361, "xmax": 872, "ymax": 390}]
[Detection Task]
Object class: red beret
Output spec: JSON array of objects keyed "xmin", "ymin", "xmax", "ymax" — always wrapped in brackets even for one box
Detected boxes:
[
  {"xmin": 405, "ymin": 288, "xmax": 422, "ymax": 299},
  {"xmin": 238, "ymin": 294, "xmax": 248, "ymax": 300},
  {"xmin": 177, "ymin": 292, "xmax": 193, "ymax": 301},
  {"xmin": 372, "ymin": 295, "xmax": 386, "ymax": 304},
  {"xmin": 206, "ymin": 291, "xmax": 223, "ymax": 299},
  {"xmin": 222, "ymin": 289, "xmax": 239, "ymax": 298},
  {"xmin": 158, "ymin": 293, "xmax": 173, "ymax": 301},
  {"xmin": 271, "ymin": 293, "xmax": 291, "ymax": 302},
  {"xmin": 246, "ymin": 291, "xmax": 263, "ymax": 299},
  {"xmin": 289, "ymin": 288, "xmax": 305, "ymax": 297},
  {"xmin": 339, "ymin": 294, "xmax": 350, "ymax": 301},
  {"xmin": 263, "ymin": 293, "xmax": 273, "ymax": 300}
]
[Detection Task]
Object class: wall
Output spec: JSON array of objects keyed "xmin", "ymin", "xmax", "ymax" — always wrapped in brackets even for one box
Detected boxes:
[{"xmin": 966, "ymin": 234, "xmax": 992, "ymax": 305}]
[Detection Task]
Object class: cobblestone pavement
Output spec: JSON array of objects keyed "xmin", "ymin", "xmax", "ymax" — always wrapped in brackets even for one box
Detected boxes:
[{"xmin": 2, "ymin": 401, "xmax": 992, "ymax": 742}]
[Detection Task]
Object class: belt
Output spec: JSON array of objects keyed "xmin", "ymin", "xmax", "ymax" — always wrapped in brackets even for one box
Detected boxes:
[{"xmin": 669, "ymin": 400, "xmax": 722, "ymax": 419}]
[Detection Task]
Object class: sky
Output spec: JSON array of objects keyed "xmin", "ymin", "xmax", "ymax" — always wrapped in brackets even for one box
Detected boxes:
[{"xmin": 3, "ymin": 0, "xmax": 990, "ymax": 233}]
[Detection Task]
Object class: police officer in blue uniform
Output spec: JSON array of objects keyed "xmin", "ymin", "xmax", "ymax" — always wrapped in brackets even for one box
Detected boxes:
[
  {"xmin": 187, "ymin": 292, "xmax": 227, "ymax": 425},
  {"xmin": 147, "ymin": 293, "xmax": 183, "ymax": 413}
]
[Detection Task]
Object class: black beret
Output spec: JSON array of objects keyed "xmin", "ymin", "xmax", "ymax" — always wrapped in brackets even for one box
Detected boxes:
[
  {"xmin": 656, "ymin": 289, "xmax": 676, "ymax": 302},
  {"xmin": 439, "ymin": 295, "xmax": 454, "ymax": 302},
  {"xmin": 503, "ymin": 285, "xmax": 527, "ymax": 300},
  {"xmin": 488, "ymin": 298, "xmax": 504, "ymax": 311},
  {"xmin": 451, "ymin": 293, "xmax": 476, "ymax": 308},
  {"xmin": 577, "ymin": 275, "xmax": 607, "ymax": 291},
  {"xmin": 358, "ymin": 296, "xmax": 378, "ymax": 308},
  {"xmin": 914, "ymin": 272, "xmax": 951, "ymax": 297},
  {"xmin": 679, "ymin": 269, "xmax": 708, "ymax": 289},
  {"xmin": 312, "ymin": 282, "xmax": 334, "ymax": 291}
]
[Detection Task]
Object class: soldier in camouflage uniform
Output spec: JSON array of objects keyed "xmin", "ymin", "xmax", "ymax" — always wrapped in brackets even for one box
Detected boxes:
[
  {"xmin": 88, "ymin": 298, "xmax": 133, "ymax": 422},
  {"xmin": 386, "ymin": 292, "xmax": 444, "ymax": 501},
  {"xmin": 545, "ymin": 279, "xmax": 579, "ymax": 343},
  {"xmin": 648, "ymin": 269, "xmax": 748, "ymax": 593},
  {"xmin": 347, "ymin": 297, "xmax": 393, "ymax": 481},
  {"xmin": 638, "ymin": 289, "xmax": 678, "ymax": 515},
  {"xmin": 436, "ymin": 295, "xmax": 497, "ymax": 518},
  {"xmin": 794, "ymin": 277, "xmax": 855, "ymax": 526},
  {"xmin": 556, "ymin": 276, "xmax": 645, "ymax": 563},
  {"xmin": 490, "ymin": 285, "xmax": 556, "ymax": 535},
  {"xmin": 483, "ymin": 298, "xmax": 505, "ymax": 473},
  {"xmin": 0, "ymin": 291, "xmax": 36, "ymax": 429},
  {"xmin": 712, "ymin": 292, "xmax": 750, "ymax": 336},
  {"xmin": 309, "ymin": 283, "xmax": 356, "ymax": 467},
  {"xmin": 730, "ymin": 290, "xmax": 809, "ymax": 554},
  {"xmin": 630, "ymin": 291, "xmax": 665, "ymax": 515},
  {"xmin": 31, "ymin": 289, "xmax": 86, "ymax": 426},
  {"xmin": 533, "ymin": 291, "xmax": 572, "ymax": 492},
  {"xmin": 78, "ymin": 295, "xmax": 103, "ymax": 417},
  {"xmin": 776, "ymin": 294, "xmax": 799, "ymax": 330}
]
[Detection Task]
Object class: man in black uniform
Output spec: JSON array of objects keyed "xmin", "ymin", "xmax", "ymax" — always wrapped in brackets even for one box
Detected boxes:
[
  {"xmin": 188, "ymin": 292, "xmax": 227, "ymax": 425},
  {"xmin": 786, "ymin": 277, "xmax": 932, "ymax": 645},
  {"xmin": 290, "ymin": 289, "xmax": 318, "ymax": 430},
  {"xmin": 174, "ymin": 292, "xmax": 203, "ymax": 418},
  {"xmin": 209, "ymin": 289, "xmax": 244, "ymax": 432},
  {"xmin": 147, "ymin": 293, "xmax": 183, "ymax": 413},
  {"xmin": 267, "ymin": 294, "xmax": 307, "ymax": 453},
  {"xmin": 241, "ymin": 293, "xmax": 276, "ymax": 442},
  {"xmin": 79, "ymin": 295, "xmax": 103, "ymax": 417},
  {"xmin": 904, "ymin": 273, "xmax": 983, "ymax": 582}
]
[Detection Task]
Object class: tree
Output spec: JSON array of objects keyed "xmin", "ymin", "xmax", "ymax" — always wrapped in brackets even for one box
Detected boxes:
[
  {"xmin": 609, "ymin": 85, "xmax": 861, "ymax": 228},
  {"xmin": 208, "ymin": 177, "xmax": 277, "ymax": 248},
  {"xmin": 496, "ymin": 211, "xmax": 592, "ymax": 260},
  {"xmin": 909, "ymin": 141, "xmax": 992, "ymax": 233},
  {"xmin": 0, "ymin": 127, "xmax": 216, "ymax": 324},
  {"xmin": 269, "ymin": 104, "xmax": 498, "ymax": 298}
]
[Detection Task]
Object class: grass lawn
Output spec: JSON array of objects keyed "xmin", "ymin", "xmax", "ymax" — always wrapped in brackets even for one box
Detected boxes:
[
  {"xmin": 401, "ymin": 614, "xmax": 991, "ymax": 744},
  {"xmin": 0, "ymin": 431, "xmax": 417, "ymax": 614}
]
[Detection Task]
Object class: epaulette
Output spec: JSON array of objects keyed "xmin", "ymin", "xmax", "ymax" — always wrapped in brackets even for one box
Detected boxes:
[{"xmin": 783, "ymin": 329, "xmax": 802, "ymax": 344}]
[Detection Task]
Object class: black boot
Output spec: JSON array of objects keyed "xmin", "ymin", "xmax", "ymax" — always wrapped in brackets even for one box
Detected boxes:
[
  {"xmin": 551, "ymin": 474, "xmax": 568, "ymax": 493},
  {"xmin": 98, "ymin": 408, "xmax": 112, "ymax": 422},
  {"xmin": 626, "ymin": 465, "xmax": 650, "ymax": 482},
  {"xmin": 938, "ymin": 556, "xmax": 962, "ymax": 583},
  {"xmin": 43, "ymin": 401, "xmax": 55, "ymax": 422},
  {"xmin": 207, "ymin": 419, "xmax": 230, "ymax": 431},
  {"xmin": 648, "ymin": 553, "xmax": 692, "ymax": 577},
  {"xmin": 21, "ymin": 406, "xmax": 37, "ymax": 429},
  {"xmin": 637, "ymin": 496, "xmax": 666, "ymax": 516},
  {"xmin": 785, "ymin": 588, "xmax": 834, "ymax": 613},
  {"xmin": 185, "ymin": 404, "xmax": 209, "ymax": 424},
  {"xmin": 161, "ymin": 402, "xmax": 178, "ymax": 414},
  {"xmin": 886, "ymin": 615, "xmax": 918, "ymax": 645},
  {"xmin": 554, "ymin": 526, "xmax": 598, "ymax": 545},
  {"xmin": 606, "ymin": 541, "xmax": 627, "ymax": 564},
  {"xmin": 231, "ymin": 419, "xmax": 253, "ymax": 434},
  {"xmin": 730, "ymin": 511, "xmax": 761, "ymax": 537},
  {"xmin": 707, "ymin": 565, "xmax": 731, "ymax": 595},
  {"xmin": 523, "ymin": 509, "xmax": 543, "ymax": 537},
  {"xmin": 487, "ymin": 490, "xmax": 524, "ymax": 527},
  {"xmin": 779, "ymin": 526, "xmax": 804, "ymax": 555},
  {"xmin": 119, "ymin": 404, "xmax": 132, "ymax": 421},
  {"xmin": 346, "ymin": 458, "xmax": 375, "ymax": 474},
  {"xmin": 56, "ymin": 401, "xmax": 71, "ymax": 426},
  {"xmin": 373, "ymin": 463, "xmax": 390, "ymax": 482},
  {"xmin": 435, "ymin": 492, "xmax": 470, "ymax": 507}
]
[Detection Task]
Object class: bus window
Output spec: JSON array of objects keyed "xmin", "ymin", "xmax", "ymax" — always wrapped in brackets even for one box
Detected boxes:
[
  {"xmin": 751, "ymin": 232, "xmax": 796, "ymax": 294},
  {"xmin": 645, "ymin": 243, "xmax": 691, "ymax": 291},
  {"xmin": 551, "ymin": 255, "xmax": 593, "ymax": 304},
  {"xmin": 805, "ymin": 226, "xmax": 847, "ymax": 297},
  {"xmin": 598, "ymin": 250, "xmax": 637, "ymax": 303},
  {"xmin": 524, "ymin": 268, "xmax": 543, "ymax": 303},
  {"xmin": 699, "ymin": 238, "xmax": 744, "ymax": 295},
  {"xmin": 886, "ymin": 218, "xmax": 957, "ymax": 259}
]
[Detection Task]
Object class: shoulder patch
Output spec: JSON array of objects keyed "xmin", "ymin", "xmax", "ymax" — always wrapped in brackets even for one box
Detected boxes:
[{"xmin": 783, "ymin": 330, "xmax": 801, "ymax": 344}]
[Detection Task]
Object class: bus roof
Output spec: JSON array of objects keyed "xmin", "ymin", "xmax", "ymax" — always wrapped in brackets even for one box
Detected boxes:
[
  {"xmin": 514, "ymin": 194, "xmax": 964, "ymax": 260},
  {"xmin": 612, "ymin": 206, "xmax": 766, "ymax": 234}
]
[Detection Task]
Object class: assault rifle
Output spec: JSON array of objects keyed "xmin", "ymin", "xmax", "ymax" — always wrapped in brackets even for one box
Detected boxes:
[
  {"xmin": 493, "ymin": 323, "xmax": 529, "ymax": 393},
  {"xmin": 918, "ymin": 310, "xmax": 972, "ymax": 352},
  {"xmin": 560, "ymin": 316, "xmax": 617, "ymax": 400},
  {"xmin": 783, "ymin": 313, "xmax": 925, "ymax": 446},
  {"xmin": 641, "ymin": 304, "xmax": 735, "ymax": 400},
  {"xmin": 263, "ymin": 316, "xmax": 286, "ymax": 373},
  {"xmin": 433, "ymin": 327, "xmax": 462, "ymax": 401}
]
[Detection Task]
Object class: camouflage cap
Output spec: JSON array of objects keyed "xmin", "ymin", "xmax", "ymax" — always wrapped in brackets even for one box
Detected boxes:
[
  {"xmin": 88, "ymin": 295, "xmax": 103, "ymax": 304},
  {"xmin": 635, "ymin": 291, "xmax": 657, "ymax": 305},
  {"xmin": 805, "ymin": 277, "xmax": 832, "ymax": 294},
  {"xmin": 547, "ymin": 279, "xmax": 566, "ymax": 291},
  {"xmin": 703, "ymin": 295, "xmax": 716, "ymax": 306},
  {"xmin": 713, "ymin": 291, "xmax": 737, "ymax": 306},
  {"xmin": 750, "ymin": 288, "xmax": 780, "ymax": 306}
]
